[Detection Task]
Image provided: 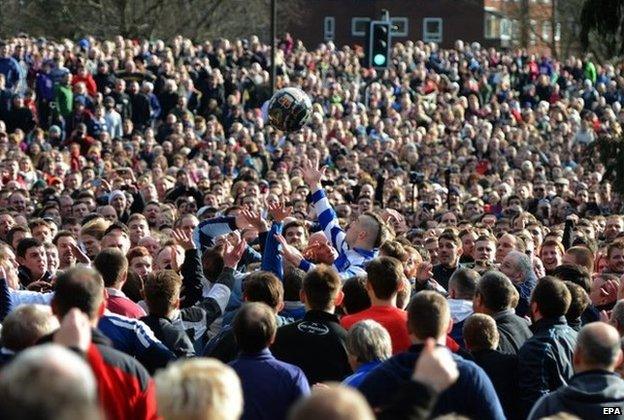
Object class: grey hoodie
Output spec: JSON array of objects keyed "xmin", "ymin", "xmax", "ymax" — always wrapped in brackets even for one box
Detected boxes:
[{"xmin": 528, "ymin": 370, "xmax": 624, "ymax": 419}]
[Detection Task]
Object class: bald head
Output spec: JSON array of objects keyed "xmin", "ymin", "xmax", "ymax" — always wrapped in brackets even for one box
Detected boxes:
[
  {"xmin": 289, "ymin": 385, "xmax": 374, "ymax": 420},
  {"xmin": 575, "ymin": 322, "xmax": 623, "ymax": 372}
]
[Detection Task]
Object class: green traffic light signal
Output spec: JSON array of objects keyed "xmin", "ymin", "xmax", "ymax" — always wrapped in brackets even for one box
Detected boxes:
[{"xmin": 373, "ymin": 54, "xmax": 386, "ymax": 66}]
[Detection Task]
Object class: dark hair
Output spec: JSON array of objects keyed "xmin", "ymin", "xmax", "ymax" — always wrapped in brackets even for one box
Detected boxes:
[
  {"xmin": 93, "ymin": 248, "xmax": 129, "ymax": 287},
  {"xmin": 531, "ymin": 276, "xmax": 571, "ymax": 318},
  {"xmin": 233, "ymin": 302, "xmax": 276, "ymax": 353},
  {"xmin": 201, "ymin": 245, "xmax": 224, "ymax": 282},
  {"xmin": 476, "ymin": 271, "xmax": 518, "ymax": 312},
  {"xmin": 143, "ymin": 270, "xmax": 181, "ymax": 318},
  {"xmin": 16, "ymin": 237, "xmax": 42, "ymax": 258},
  {"xmin": 407, "ymin": 291, "xmax": 450, "ymax": 340},
  {"xmin": 243, "ymin": 271, "xmax": 283, "ymax": 310},
  {"xmin": 303, "ymin": 265, "xmax": 342, "ymax": 310},
  {"xmin": 122, "ymin": 271, "xmax": 144, "ymax": 303},
  {"xmin": 8, "ymin": 226, "xmax": 30, "ymax": 250},
  {"xmin": 552, "ymin": 264, "xmax": 591, "ymax": 293},
  {"xmin": 449, "ymin": 268, "xmax": 479, "ymax": 299},
  {"xmin": 52, "ymin": 266, "xmax": 104, "ymax": 320},
  {"xmin": 462, "ymin": 313, "xmax": 499, "ymax": 351},
  {"xmin": 564, "ymin": 246, "xmax": 594, "ymax": 274},
  {"xmin": 341, "ymin": 276, "xmax": 371, "ymax": 315},
  {"xmin": 52, "ymin": 230, "xmax": 75, "ymax": 246},
  {"xmin": 379, "ymin": 240, "xmax": 408, "ymax": 262},
  {"xmin": 563, "ymin": 281, "xmax": 590, "ymax": 323},
  {"xmin": 438, "ymin": 231, "xmax": 462, "ymax": 247},
  {"xmin": 365, "ymin": 256, "xmax": 403, "ymax": 300},
  {"xmin": 283, "ymin": 267, "xmax": 305, "ymax": 302},
  {"xmin": 104, "ymin": 221, "xmax": 129, "ymax": 236}
]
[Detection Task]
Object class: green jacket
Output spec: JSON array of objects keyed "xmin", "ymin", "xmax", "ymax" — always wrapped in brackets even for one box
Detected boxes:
[{"xmin": 54, "ymin": 84, "xmax": 73, "ymax": 117}]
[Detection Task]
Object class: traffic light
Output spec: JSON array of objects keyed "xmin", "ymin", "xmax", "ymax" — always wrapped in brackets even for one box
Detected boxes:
[{"xmin": 368, "ymin": 20, "xmax": 391, "ymax": 69}]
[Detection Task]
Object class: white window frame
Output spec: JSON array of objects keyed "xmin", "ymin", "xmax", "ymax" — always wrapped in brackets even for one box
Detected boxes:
[
  {"xmin": 484, "ymin": 12, "xmax": 498, "ymax": 39},
  {"xmin": 542, "ymin": 21, "xmax": 551, "ymax": 41},
  {"xmin": 423, "ymin": 17, "xmax": 443, "ymax": 43},
  {"xmin": 324, "ymin": 17, "xmax": 335, "ymax": 41},
  {"xmin": 351, "ymin": 17, "xmax": 370, "ymax": 37},
  {"xmin": 391, "ymin": 17, "xmax": 409, "ymax": 37},
  {"xmin": 500, "ymin": 18, "xmax": 511, "ymax": 40}
]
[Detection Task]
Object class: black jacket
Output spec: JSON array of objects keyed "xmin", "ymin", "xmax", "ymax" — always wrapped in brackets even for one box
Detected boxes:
[
  {"xmin": 518, "ymin": 316, "xmax": 578, "ymax": 418},
  {"xmin": 141, "ymin": 314, "xmax": 196, "ymax": 358},
  {"xmin": 492, "ymin": 309, "xmax": 532, "ymax": 355},
  {"xmin": 432, "ymin": 264, "xmax": 458, "ymax": 291},
  {"xmin": 528, "ymin": 370, "xmax": 624, "ymax": 420},
  {"xmin": 471, "ymin": 349, "xmax": 520, "ymax": 420},
  {"xmin": 271, "ymin": 310, "xmax": 352, "ymax": 385}
]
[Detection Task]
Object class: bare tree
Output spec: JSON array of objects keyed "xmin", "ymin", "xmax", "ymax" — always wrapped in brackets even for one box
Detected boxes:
[{"xmin": 2, "ymin": 0, "xmax": 301, "ymax": 41}]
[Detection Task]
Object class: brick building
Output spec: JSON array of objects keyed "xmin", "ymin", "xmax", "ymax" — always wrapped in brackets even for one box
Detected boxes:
[{"xmin": 285, "ymin": 0, "xmax": 558, "ymax": 55}]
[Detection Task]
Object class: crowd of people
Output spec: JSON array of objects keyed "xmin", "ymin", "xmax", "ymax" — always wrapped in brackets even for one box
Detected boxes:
[{"xmin": 0, "ymin": 31, "xmax": 623, "ymax": 419}]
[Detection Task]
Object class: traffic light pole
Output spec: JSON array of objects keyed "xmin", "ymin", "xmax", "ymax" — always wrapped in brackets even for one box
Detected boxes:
[{"xmin": 270, "ymin": 0, "xmax": 277, "ymax": 93}]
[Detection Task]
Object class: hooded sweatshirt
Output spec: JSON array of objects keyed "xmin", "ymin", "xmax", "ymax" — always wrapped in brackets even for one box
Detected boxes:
[{"xmin": 528, "ymin": 370, "xmax": 624, "ymax": 420}]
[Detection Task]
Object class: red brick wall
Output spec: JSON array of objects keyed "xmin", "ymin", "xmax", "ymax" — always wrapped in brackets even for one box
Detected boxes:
[{"xmin": 285, "ymin": 0, "xmax": 486, "ymax": 49}]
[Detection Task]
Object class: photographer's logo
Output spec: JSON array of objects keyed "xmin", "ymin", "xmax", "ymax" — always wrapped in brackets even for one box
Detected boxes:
[{"xmin": 603, "ymin": 407, "xmax": 622, "ymax": 415}]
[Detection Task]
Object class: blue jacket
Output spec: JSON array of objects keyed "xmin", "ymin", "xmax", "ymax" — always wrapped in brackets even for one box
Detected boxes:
[
  {"xmin": 0, "ymin": 57, "xmax": 21, "ymax": 90},
  {"xmin": 358, "ymin": 344, "xmax": 505, "ymax": 420},
  {"xmin": 518, "ymin": 316, "xmax": 578, "ymax": 418},
  {"xmin": 230, "ymin": 348, "xmax": 310, "ymax": 420},
  {"xmin": 261, "ymin": 221, "xmax": 283, "ymax": 278}
]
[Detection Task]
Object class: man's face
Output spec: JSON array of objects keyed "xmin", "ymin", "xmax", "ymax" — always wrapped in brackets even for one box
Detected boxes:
[
  {"xmin": 474, "ymin": 239, "xmax": 495, "ymax": 263},
  {"xmin": 144, "ymin": 204, "xmax": 161, "ymax": 225},
  {"xmin": 56, "ymin": 236, "xmax": 77, "ymax": 268},
  {"xmin": 129, "ymin": 219, "xmax": 148, "ymax": 245},
  {"xmin": 285, "ymin": 226, "xmax": 306, "ymax": 250},
  {"xmin": 605, "ymin": 218, "xmax": 623, "ymax": 241},
  {"xmin": 99, "ymin": 206, "xmax": 118, "ymax": 222},
  {"xmin": 496, "ymin": 234, "xmax": 516, "ymax": 263},
  {"xmin": 80, "ymin": 234, "xmax": 101, "ymax": 259},
  {"xmin": 425, "ymin": 240, "xmax": 439, "ymax": 265},
  {"xmin": 73, "ymin": 203, "xmax": 89, "ymax": 219},
  {"xmin": 131, "ymin": 256, "xmax": 153, "ymax": 278},
  {"xmin": 101, "ymin": 231, "xmax": 130, "ymax": 255},
  {"xmin": 345, "ymin": 217, "xmax": 365, "ymax": 248},
  {"xmin": 111, "ymin": 195, "xmax": 127, "ymax": 214},
  {"xmin": 438, "ymin": 238, "xmax": 461, "ymax": 267},
  {"xmin": 178, "ymin": 216, "xmax": 198, "ymax": 236},
  {"xmin": 461, "ymin": 233, "xmax": 477, "ymax": 258},
  {"xmin": 0, "ymin": 214, "xmax": 15, "ymax": 239},
  {"xmin": 501, "ymin": 254, "xmax": 521, "ymax": 283},
  {"xmin": 156, "ymin": 246, "xmax": 184, "ymax": 271},
  {"xmin": 9, "ymin": 193, "xmax": 26, "ymax": 212},
  {"xmin": 20, "ymin": 245, "xmax": 47, "ymax": 279},
  {"xmin": 540, "ymin": 245, "xmax": 562, "ymax": 271},
  {"xmin": 32, "ymin": 224, "xmax": 52, "ymax": 244},
  {"xmin": 46, "ymin": 246, "xmax": 59, "ymax": 274},
  {"xmin": 608, "ymin": 248, "xmax": 624, "ymax": 274},
  {"xmin": 139, "ymin": 236, "xmax": 161, "ymax": 258}
]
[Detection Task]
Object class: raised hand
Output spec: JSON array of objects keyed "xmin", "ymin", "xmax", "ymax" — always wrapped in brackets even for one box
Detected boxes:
[
  {"xmin": 301, "ymin": 156, "xmax": 326, "ymax": 190},
  {"xmin": 172, "ymin": 228, "xmax": 196, "ymax": 251},
  {"xmin": 415, "ymin": 261, "xmax": 434, "ymax": 283},
  {"xmin": 412, "ymin": 338, "xmax": 459, "ymax": 392},
  {"xmin": 239, "ymin": 209, "xmax": 269, "ymax": 232},
  {"xmin": 275, "ymin": 233, "xmax": 304, "ymax": 267},
  {"xmin": 223, "ymin": 236, "xmax": 247, "ymax": 269},
  {"xmin": 54, "ymin": 308, "xmax": 92, "ymax": 352},
  {"xmin": 69, "ymin": 242, "xmax": 91, "ymax": 265},
  {"xmin": 268, "ymin": 202, "xmax": 293, "ymax": 223}
]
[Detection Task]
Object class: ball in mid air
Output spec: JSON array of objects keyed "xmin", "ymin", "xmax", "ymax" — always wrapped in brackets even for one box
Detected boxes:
[{"xmin": 267, "ymin": 87, "xmax": 312, "ymax": 132}]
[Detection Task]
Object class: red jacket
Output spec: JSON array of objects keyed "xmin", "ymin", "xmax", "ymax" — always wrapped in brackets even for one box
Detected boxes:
[{"xmin": 86, "ymin": 331, "xmax": 158, "ymax": 420}]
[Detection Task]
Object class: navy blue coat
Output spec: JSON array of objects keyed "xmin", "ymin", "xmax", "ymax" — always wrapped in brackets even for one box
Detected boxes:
[{"xmin": 358, "ymin": 344, "xmax": 505, "ymax": 420}]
